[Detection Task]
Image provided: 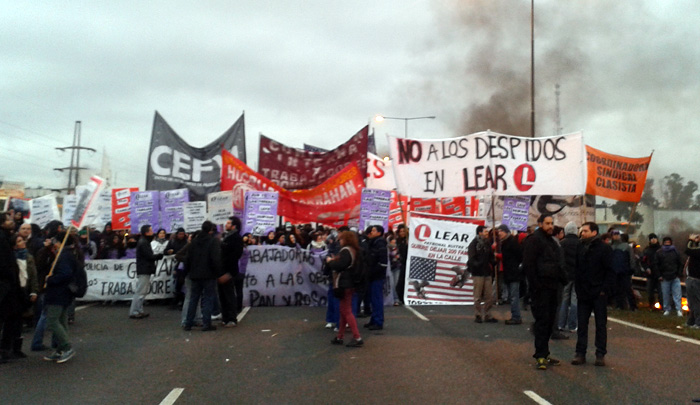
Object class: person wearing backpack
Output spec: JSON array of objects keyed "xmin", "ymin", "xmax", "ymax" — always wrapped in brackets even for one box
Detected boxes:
[{"xmin": 43, "ymin": 231, "xmax": 83, "ymax": 363}]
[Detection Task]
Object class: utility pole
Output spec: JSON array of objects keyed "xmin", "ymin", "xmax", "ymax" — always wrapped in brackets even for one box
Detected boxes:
[
  {"xmin": 52, "ymin": 121, "xmax": 96, "ymax": 194},
  {"xmin": 554, "ymin": 84, "xmax": 563, "ymax": 135}
]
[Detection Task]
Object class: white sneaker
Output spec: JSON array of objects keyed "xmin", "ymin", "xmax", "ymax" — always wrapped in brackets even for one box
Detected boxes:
[
  {"xmin": 211, "ymin": 313, "xmax": 222, "ymax": 321},
  {"xmin": 325, "ymin": 323, "xmax": 333, "ymax": 329},
  {"xmin": 677, "ymin": 310, "xmax": 683, "ymax": 317},
  {"xmin": 663, "ymin": 311, "xmax": 670, "ymax": 316}
]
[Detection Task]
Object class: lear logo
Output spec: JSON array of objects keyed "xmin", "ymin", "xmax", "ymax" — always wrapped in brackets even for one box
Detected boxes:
[
  {"xmin": 514, "ymin": 163, "xmax": 536, "ymax": 192},
  {"xmin": 414, "ymin": 224, "xmax": 431, "ymax": 242}
]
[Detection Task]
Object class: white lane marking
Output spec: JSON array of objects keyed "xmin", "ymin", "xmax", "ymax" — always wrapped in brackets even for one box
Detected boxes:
[
  {"xmin": 404, "ymin": 305, "xmax": 429, "ymax": 321},
  {"xmin": 238, "ymin": 306, "xmax": 250, "ymax": 322},
  {"xmin": 524, "ymin": 390, "xmax": 553, "ymax": 405},
  {"xmin": 74, "ymin": 303, "xmax": 97, "ymax": 312},
  {"xmin": 159, "ymin": 388, "xmax": 184, "ymax": 405},
  {"xmin": 608, "ymin": 317, "xmax": 700, "ymax": 346}
]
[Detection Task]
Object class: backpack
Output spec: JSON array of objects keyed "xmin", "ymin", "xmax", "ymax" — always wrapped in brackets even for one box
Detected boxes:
[{"xmin": 68, "ymin": 265, "xmax": 88, "ymax": 298}]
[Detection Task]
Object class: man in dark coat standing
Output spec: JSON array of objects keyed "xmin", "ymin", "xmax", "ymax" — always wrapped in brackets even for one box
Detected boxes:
[
  {"xmin": 0, "ymin": 212, "xmax": 23, "ymax": 363},
  {"xmin": 364, "ymin": 225, "xmax": 388, "ymax": 331},
  {"xmin": 129, "ymin": 224, "xmax": 163, "ymax": 319},
  {"xmin": 468, "ymin": 225, "xmax": 497, "ymax": 323},
  {"xmin": 184, "ymin": 221, "xmax": 222, "ymax": 331},
  {"xmin": 571, "ymin": 221, "xmax": 615, "ymax": 366},
  {"xmin": 220, "ymin": 216, "xmax": 244, "ymax": 327},
  {"xmin": 522, "ymin": 214, "xmax": 566, "ymax": 370},
  {"xmin": 497, "ymin": 224, "xmax": 523, "ymax": 325}
]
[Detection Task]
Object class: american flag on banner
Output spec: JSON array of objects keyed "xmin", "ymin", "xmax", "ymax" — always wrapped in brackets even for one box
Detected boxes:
[{"xmin": 404, "ymin": 212, "xmax": 483, "ymax": 305}]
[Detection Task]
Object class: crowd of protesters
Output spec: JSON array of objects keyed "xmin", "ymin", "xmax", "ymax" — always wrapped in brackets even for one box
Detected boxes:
[{"xmin": 2, "ymin": 205, "xmax": 698, "ymax": 367}]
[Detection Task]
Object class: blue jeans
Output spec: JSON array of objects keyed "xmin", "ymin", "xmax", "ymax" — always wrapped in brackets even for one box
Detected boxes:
[
  {"xmin": 369, "ymin": 279, "xmax": 385, "ymax": 327},
  {"xmin": 185, "ymin": 279, "xmax": 216, "ymax": 328},
  {"xmin": 326, "ymin": 284, "xmax": 339, "ymax": 324},
  {"xmin": 661, "ymin": 278, "xmax": 682, "ymax": 312},
  {"xmin": 508, "ymin": 281, "xmax": 521, "ymax": 321},
  {"xmin": 558, "ymin": 280, "xmax": 578, "ymax": 330}
]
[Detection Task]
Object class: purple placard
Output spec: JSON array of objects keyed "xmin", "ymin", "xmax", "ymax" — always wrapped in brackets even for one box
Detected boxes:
[
  {"xmin": 359, "ymin": 188, "xmax": 391, "ymax": 232},
  {"xmin": 502, "ymin": 196, "xmax": 531, "ymax": 232},
  {"xmin": 243, "ymin": 191, "xmax": 279, "ymax": 236},
  {"xmin": 159, "ymin": 189, "xmax": 189, "ymax": 233},
  {"xmin": 130, "ymin": 191, "xmax": 160, "ymax": 234}
]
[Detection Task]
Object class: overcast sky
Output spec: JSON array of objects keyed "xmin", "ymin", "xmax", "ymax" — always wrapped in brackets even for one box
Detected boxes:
[{"xmin": 2, "ymin": 0, "xmax": 699, "ymax": 195}]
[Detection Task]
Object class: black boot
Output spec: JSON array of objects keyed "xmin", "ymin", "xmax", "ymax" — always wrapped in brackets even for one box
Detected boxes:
[{"xmin": 12, "ymin": 337, "xmax": 27, "ymax": 359}]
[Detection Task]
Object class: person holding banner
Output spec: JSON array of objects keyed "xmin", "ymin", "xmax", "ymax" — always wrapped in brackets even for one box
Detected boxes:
[
  {"xmin": 43, "ymin": 232, "xmax": 82, "ymax": 363},
  {"xmin": 129, "ymin": 225, "xmax": 164, "ymax": 320},
  {"xmin": 522, "ymin": 215, "xmax": 566, "ymax": 370},
  {"xmin": 327, "ymin": 231, "xmax": 363, "ymax": 347}
]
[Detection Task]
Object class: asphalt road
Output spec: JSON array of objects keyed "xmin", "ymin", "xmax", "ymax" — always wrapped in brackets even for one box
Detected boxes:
[{"xmin": 2, "ymin": 302, "xmax": 698, "ymax": 404}]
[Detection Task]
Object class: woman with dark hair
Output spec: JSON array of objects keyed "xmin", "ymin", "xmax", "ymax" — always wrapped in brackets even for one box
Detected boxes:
[
  {"xmin": 287, "ymin": 234, "xmax": 302, "ymax": 249},
  {"xmin": 151, "ymin": 228, "xmax": 169, "ymax": 255},
  {"xmin": 263, "ymin": 231, "xmax": 276, "ymax": 245},
  {"xmin": 326, "ymin": 231, "xmax": 363, "ymax": 348},
  {"xmin": 100, "ymin": 234, "xmax": 123, "ymax": 259}
]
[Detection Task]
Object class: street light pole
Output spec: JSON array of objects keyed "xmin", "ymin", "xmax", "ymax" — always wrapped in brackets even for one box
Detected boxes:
[
  {"xmin": 374, "ymin": 115, "xmax": 436, "ymax": 138},
  {"xmin": 531, "ymin": 0, "xmax": 535, "ymax": 138}
]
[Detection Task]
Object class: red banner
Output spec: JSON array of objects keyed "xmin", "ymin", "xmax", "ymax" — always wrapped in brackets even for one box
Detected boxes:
[
  {"xmin": 257, "ymin": 126, "xmax": 368, "ymax": 190},
  {"xmin": 221, "ymin": 150, "xmax": 364, "ymax": 226}
]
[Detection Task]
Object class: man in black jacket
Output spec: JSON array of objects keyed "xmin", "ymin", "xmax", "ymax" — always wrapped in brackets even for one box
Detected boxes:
[
  {"xmin": 557, "ymin": 221, "xmax": 580, "ymax": 332},
  {"xmin": 220, "ymin": 216, "xmax": 244, "ymax": 327},
  {"xmin": 522, "ymin": 214, "xmax": 566, "ymax": 370},
  {"xmin": 0, "ymin": 212, "xmax": 23, "ymax": 363},
  {"xmin": 468, "ymin": 225, "xmax": 496, "ymax": 323},
  {"xmin": 685, "ymin": 233, "xmax": 700, "ymax": 328},
  {"xmin": 641, "ymin": 233, "xmax": 662, "ymax": 311},
  {"xmin": 129, "ymin": 224, "xmax": 164, "ymax": 319},
  {"xmin": 498, "ymin": 224, "xmax": 523, "ymax": 325},
  {"xmin": 364, "ymin": 225, "xmax": 388, "ymax": 331},
  {"xmin": 184, "ymin": 221, "xmax": 222, "ymax": 331},
  {"xmin": 571, "ymin": 221, "xmax": 615, "ymax": 367}
]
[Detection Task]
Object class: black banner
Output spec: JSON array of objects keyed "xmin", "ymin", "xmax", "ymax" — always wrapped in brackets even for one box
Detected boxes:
[{"xmin": 145, "ymin": 111, "xmax": 246, "ymax": 201}]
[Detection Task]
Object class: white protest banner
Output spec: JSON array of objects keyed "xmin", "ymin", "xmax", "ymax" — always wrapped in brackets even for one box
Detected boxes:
[
  {"xmin": 387, "ymin": 131, "xmax": 586, "ymax": 198},
  {"xmin": 207, "ymin": 191, "xmax": 233, "ymax": 225},
  {"xmin": 81, "ymin": 256, "xmax": 178, "ymax": 301},
  {"xmin": 62, "ymin": 195, "xmax": 78, "ymax": 225},
  {"xmin": 243, "ymin": 245, "xmax": 328, "ymax": 307},
  {"xmin": 242, "ymin": 245, "xmax": 394, "ymax": 307},
  {"xmin": 366, "ymin": 153, "xmax": 396, "ymax": 190},
  {"xmin": 404, "ymin": 212, "xmax": 483, "ymax": 305},
  {"xmin": 183, "ymin": 201, "xmax": 207, "ymax": 232},
  {"xmin": 71, "ymin": 176, "xmax": 106, "ymax": 229},
  {"xmin": 29, "ymin": 194, "xmax": 60, "ymax": 228}
]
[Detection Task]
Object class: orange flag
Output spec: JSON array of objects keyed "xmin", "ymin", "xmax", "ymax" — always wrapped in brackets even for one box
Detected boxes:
[{"xmin": 585, "ymin": 146, "xmax": 652, "ymax": 202}]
